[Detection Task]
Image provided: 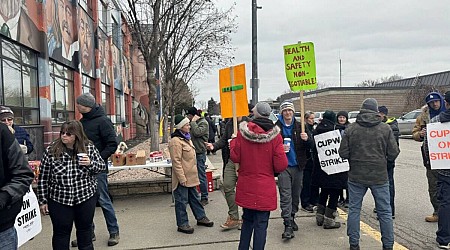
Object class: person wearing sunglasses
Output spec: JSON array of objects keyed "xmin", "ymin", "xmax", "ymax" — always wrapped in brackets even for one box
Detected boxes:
[
  {"xmin": 37, "ymin": 120, "xmax": 105, "ymax": 250},
  {"xmin": 0, "ymin": 106, "xmax": 34, "ymax": 155}
]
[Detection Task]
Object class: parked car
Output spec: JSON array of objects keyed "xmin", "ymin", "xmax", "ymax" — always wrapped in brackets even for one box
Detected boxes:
[
  {"xmin": 348, "ymin": 111, "xmax": 359, "ymax": 123},
  {"xmin": 269, "ymin": 112, "xmax": 278, "ymax": 124},
  {"xmin": 397, "ymin": 109, "xmax": 421, "ymax": 136},
  {"xmin": 314, "ymin": 111, "xmax": 324, "ymax": 124}
]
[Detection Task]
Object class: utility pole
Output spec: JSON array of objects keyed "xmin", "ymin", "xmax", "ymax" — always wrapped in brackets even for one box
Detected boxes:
[{"xmin": 251, "ymin": 0, "xmax": 261, "ymax": 105}]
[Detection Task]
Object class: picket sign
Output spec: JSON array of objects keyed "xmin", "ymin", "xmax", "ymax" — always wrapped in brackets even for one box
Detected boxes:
[
  {"xmin": 427, "ymin": 122, "xmax": 450, "ymax": 170},
  {"xmin": 15, "ymin": 186, "xmax": 42, "ymax": 247},
  {"xmin": 314, "ymin": 130, "xmax": 349, "ymax": 175}
]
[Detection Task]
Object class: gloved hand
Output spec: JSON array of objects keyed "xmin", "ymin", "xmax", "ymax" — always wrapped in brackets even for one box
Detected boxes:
[{"xmin": 0, "ymin": 191, "xmax": 11, "ymax": 210}]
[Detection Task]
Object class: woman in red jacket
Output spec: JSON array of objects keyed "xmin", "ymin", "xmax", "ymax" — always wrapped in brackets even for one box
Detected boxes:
[{"xmin": 230, "ymin": 102, "xmax": 288, "ymax": 250}]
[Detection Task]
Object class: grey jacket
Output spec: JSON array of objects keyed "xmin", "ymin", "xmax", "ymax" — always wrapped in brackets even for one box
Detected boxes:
[
  {"xmin": 190, "ymin": 117, "xmax": 209, "ymax": 154},
  {"xmin": 339, "ymin": 109, "xmax": 400, "ymax": 185}
]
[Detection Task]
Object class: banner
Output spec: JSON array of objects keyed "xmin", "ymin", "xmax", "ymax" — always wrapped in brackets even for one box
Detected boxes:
[
  {"xmin": 314, "ymin": 130, "xmax": 349, "ymax": 175},
  {"xmin": 15, "ymin": 186, "xmax": 42, "ymax": 247},
  {"xmin": 427, "ymin": 122, "xmax": 450, "ymax": 169}
]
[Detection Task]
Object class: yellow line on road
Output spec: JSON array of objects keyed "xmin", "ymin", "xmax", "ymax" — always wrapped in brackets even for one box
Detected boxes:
[{"xmin": 338, "ymin": 208, "xmax": 408, "ymax": 250}]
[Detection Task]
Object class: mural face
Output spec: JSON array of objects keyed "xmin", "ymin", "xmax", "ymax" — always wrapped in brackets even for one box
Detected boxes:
[
  {"xmin": 0, "ymin": 0, "xmax": 45, "ymax": 51},
  {"xmin": 112, "ymin": 45, "xmax": 122, "ymax": 92},
  {"xmin": 79, "ymin": 9, "xmax": 94, "ymax": 77},
  {"xmin": 97, "ymin": 30, "xmax": 108, "ymax": 83},
  {"xmin": 49, "ymin": 0, "xmax": 79, "ymax": 67}
]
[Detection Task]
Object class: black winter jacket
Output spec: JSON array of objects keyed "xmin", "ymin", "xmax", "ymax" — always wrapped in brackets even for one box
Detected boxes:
[
  {"xmin": 213, "ymin": 117, "xmax": 250, "ymax": 167},
  {"xmin": 311, "ymin": 119, "xmax": 348, "ymax": 189},
  {"xmin": 0, "ymin": 123, "xmax": 34, "ymax": 232},
  {"xmin": 80, "ymin": 105, "xmax": 118, "ymax": 169}
]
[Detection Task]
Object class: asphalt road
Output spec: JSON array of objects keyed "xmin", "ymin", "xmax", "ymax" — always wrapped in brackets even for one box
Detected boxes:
[
  {"xmin": 360, "ymin": 137, "xmax": 439, "ymax": 250},
  {"xmin": 208, "ymin": 137, "xmax": 440, "ymax": 250}
]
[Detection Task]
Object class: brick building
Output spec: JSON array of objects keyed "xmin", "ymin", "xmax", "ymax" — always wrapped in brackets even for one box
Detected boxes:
[
  {"xmin": 0, "ymin": 0, "xmax": 150, "ymax": 160},
  {"xmin": 279, "ymin": 70, "xmax": 450, "ymax": 117}
]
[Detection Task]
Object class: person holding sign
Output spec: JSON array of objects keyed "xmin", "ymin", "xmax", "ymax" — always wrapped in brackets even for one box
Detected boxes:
[
  {"xmin": 0, "ymin": 123, "xmax": 34, "ymax": 250},
  {"xmin": 37, "ymin": 121, "xmax": 106, "ymax": 250},
  {"xmin": 230, "ymin": 102, "xmax": 288, "ymax": 250},
  {"xmin": 423, "ymin": 91, "xmax": 450, "ymax": 249},
  {"xmin": 412, "ymin": 91, "xmax": 446, "ymax": 223},
  {"xmin": 311, "ymin": 110, "xmax": 348, "ymax": 230},
  {"xmin": 274, "ymin": 101, "xmax": 312, "ymax": 239},
  {"xmin": 339, "ymin": 98, "xmax": 399, "ymax": 250},
  {"xmin": 206, "ymin": 115, "xmax": 251, "ymax": 230}
]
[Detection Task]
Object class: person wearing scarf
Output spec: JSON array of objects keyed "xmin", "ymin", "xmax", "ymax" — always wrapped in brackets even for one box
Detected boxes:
[
  {"xmin": 412, "ymin": 91, "xmax": 446, "ymax": 222},
  {"xmin": 168, "ymin": 115, "xmax": 214, "ymax": 234}
]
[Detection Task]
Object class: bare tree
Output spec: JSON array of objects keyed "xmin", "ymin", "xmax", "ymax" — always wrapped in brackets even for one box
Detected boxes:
[
  {"xmin": 122, "ymin": 0, "xmax": 209, "ymax": 150},
  {"xmin": 158, "ymin": 1, "xmax": 235, "ymax": 142},
  {"xmin": 404, "ymin": 76, "xmax": 446, "ymax": 112}
]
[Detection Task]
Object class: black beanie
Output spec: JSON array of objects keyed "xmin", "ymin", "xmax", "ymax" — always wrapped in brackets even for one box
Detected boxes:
[
  {"xmin": 322, "ymin": 110, "xmax": 336, "ymax": 122},
  {"xmin": 336, "ymin": 111, "xmax": 348, "ymax": 120}
]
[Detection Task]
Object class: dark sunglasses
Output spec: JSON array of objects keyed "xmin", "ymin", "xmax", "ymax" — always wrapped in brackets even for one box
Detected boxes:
[
  {"xmin": 0, "ymin": 118, "xmax": 13, "ymax": 122},
  {"xmin": 60, "ymin": 131, "xmax": 73, "ymax": 136}
]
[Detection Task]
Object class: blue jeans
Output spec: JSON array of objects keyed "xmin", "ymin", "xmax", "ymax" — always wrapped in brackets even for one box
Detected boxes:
[
  {"xmin": 173, "ymin": 184, "xmax": 206, "ymax": 227},
  {"xmin": 95, "ymin": 173, "xmax": 119, "ymax": 234},
  {"xmin": 347, "ymin": 181, "xmax": 393, "ymax": 248},
  {"xmin": 437, "ymin": 173, "xmax": 450, "ymax": 246},
  {"xmin": 0, "ymin": 227, "xmax": 18, "ymax": 250},
  {"xmin": 196, "ymin": 153, "xmax": 208, "ymax": 201},
  {"xmin": 239, "ymin": 208, "xmax": 270, "ymax": 250}
]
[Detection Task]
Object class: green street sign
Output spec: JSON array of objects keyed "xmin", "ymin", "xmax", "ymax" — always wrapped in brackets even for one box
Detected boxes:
[{"xmin": 283, "ymin": 42, "xmax": 317, "ymax": 91}]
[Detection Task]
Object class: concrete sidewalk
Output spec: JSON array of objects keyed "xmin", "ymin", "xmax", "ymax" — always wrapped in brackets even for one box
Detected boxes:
[{"xmin": 21, "ymin": 189, "xmax": 385, "ymax": 250}]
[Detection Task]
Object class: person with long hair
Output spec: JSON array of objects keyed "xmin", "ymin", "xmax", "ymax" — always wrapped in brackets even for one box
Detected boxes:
[{"xmin": 37, "ymin": 120, "xmax": 105, "ymax": 250}]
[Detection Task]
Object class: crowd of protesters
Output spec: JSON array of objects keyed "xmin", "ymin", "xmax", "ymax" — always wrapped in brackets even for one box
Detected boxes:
[{"xmin": 3, "ymin": 90, "xmax": 450, "ymax": 250}]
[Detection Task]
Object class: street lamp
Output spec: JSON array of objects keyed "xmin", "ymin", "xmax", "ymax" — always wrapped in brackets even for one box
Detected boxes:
[{"xmin": 251, "ymin": 0, "xmax": 262, "ymax": 105}]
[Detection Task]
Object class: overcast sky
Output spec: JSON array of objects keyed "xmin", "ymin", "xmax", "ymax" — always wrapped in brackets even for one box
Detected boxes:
[{"xmin": 193, "ymin": 0, "xmax": 450, "ymax": 105}]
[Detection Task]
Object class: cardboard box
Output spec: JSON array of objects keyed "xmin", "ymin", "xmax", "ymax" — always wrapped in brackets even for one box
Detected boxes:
[
  {"xmin": 112, "ymin": 153, "xmax": 126, "ymax": 166},
  {"xmin": 136, "ymin": 150, "xmax": 147, "ymax": 165},
  {"xmin": 126, "ymin": 153, "xmax": 137, "ymax": 166}
]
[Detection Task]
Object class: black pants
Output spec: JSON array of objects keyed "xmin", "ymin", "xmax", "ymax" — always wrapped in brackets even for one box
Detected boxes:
[
  {"xmin": 301, "ymin": 168, "xmax": 319, "ymax": 207},
  {"xmin": 48, "ymin": 194, "xmax": 98, "ymax": 250},
  {"xmin": 319, "ymin": 188, "xmax": 340, "ymax": 210}
]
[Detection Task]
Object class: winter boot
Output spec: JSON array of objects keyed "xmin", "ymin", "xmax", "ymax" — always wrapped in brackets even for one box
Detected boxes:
[
  {"xmin": 281, "ymin": 220, "xmax": 295, "ymax": 239},
  {"xmin": 323, "ymin": 207, "xmax": 341, "ymax": 229},
  {"xmin": 316, "ymin": 204, "xmax": 325, "ymax": 226},
  {"xmin": 292, "ymin": 215, "xmax": 298, "ymax": 231}
]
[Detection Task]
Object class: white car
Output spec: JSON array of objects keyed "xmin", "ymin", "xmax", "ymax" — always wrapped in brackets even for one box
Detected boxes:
[
  {"xmin": 348, "ymin": 111, "xmax": 359, "ymax": 123},
  {"xmin": 314, "ymin": 111, "xmax": 324, "ymax": 124}
]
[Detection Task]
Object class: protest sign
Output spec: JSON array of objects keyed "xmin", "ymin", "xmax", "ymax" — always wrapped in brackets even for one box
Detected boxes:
[
  {"xmin": 314, "ymin": 130, "xmax": 349, "ymax": 175},
  {"xmin": 283, "ymin": 42, "xmax": 317, "ymax": 92},
  {"xmin": 15, "ymin": 186, "xmax": 42, "ymax": 247},
  {"xmin": 427, "ymin": 122, "xmax": 450, "ymax": 170},
  {"xmin": 219, "ymin": 64, "xmax": 248, "ymax": 119}
]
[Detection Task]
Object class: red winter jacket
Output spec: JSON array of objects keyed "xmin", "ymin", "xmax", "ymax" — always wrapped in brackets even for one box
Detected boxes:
[{"xmin": 230, "ymin": 119, "xmax": 288, "ymax": 211}]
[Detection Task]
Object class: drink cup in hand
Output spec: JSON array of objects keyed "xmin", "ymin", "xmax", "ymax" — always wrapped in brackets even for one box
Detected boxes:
[
  {"xmin": 283, "ymin": 138, "xmax": 291, "ymax": 153},
  {"xmin": 77, "ymin": 153, "xmax": 89, "ymax": 166}
]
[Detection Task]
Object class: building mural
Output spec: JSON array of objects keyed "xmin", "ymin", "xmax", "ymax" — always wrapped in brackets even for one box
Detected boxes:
[
  {"xmin": 0, "ymin": 0, "xmax": 45, "ymax": 52},
  {"xmin": 0, "ymin": 0, "xmax": 152, "ymax": 159}
]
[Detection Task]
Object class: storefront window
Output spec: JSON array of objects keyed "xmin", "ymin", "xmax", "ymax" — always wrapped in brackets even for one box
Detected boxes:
[
  {"xmin": 49, "ymin": 61, "xmax": 74, "ymax": 124},
  {"xmin": 0, "ymin": 39, "xmax": 39, "ymax": 124}
]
